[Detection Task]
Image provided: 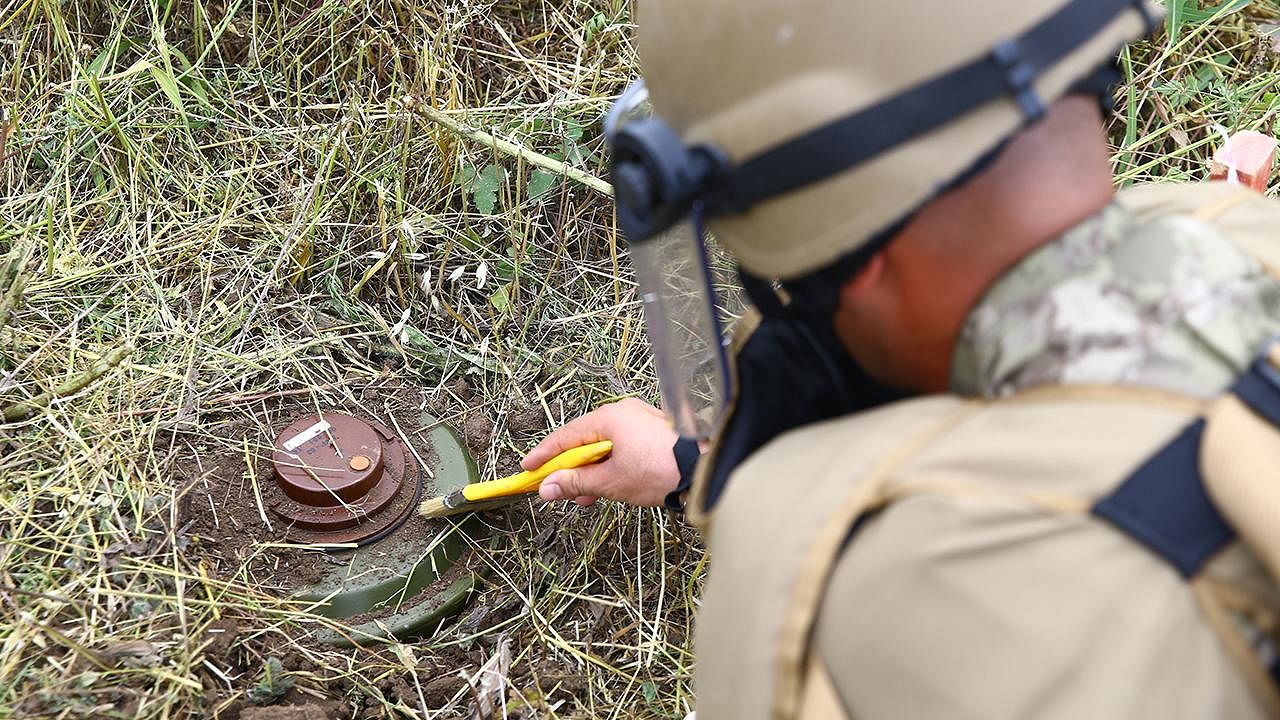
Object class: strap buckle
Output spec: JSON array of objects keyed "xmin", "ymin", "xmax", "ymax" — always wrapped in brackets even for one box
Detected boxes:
[{"xmin": 990, "ymin": 39, "xmax": 1046, "ymax": 122}]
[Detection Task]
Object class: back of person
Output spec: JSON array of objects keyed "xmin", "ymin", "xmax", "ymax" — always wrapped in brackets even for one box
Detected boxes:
[
  {"xmin": 694, "ymin": 182, "xmax": 1280, "ymax": 719},
  {"xmin": 523, "ymin": 1, "xmax": 1280, "ymax": 717}
]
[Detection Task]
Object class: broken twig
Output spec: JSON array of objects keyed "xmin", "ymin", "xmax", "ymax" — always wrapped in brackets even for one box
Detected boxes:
[
  {"xmin": 2, "ymin": 341, "xmax": 134, "ymax": 422},
  {"xmin": 402, "ymin": 98, "xmax": 614, "ymax": 198}
]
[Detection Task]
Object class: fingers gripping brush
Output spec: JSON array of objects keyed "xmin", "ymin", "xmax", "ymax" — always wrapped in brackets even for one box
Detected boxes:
[{"xmin": 418, "ymin": 440, "xmax": 613, "ymax": 518}]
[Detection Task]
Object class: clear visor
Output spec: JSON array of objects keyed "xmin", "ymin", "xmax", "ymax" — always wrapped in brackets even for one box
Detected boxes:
[
  {"xmin": 608, "ymin": 79, "xmax": 730, "ymax": 439},
  {"xmin": 631, "ymin": 213, "xmax": 729, "ymax": 439}
]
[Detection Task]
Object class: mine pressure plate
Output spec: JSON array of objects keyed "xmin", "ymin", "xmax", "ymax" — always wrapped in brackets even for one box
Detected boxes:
[
  {"xmin": 264, "ymin": 411, "xmax": 485, "ymax": 646},
  {"xmin": 269, "ymin": 412, "xmax": 420, "ymax": 546}
]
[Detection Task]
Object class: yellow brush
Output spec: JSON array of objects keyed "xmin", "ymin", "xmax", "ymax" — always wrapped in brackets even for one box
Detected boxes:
[{"xmin": 417, "ymin": 440, "xmax": 613, "ymax": 518}]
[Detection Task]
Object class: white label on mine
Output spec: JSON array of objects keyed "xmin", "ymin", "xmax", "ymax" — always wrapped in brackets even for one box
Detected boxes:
[{"xmin": 282, "ymin": 420, "xmax": 332, "ymax": 451}]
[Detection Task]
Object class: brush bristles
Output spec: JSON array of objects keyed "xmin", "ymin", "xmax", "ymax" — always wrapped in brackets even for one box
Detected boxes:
[
  {"xmin": 416, "ymin": 495, "xmax": 450, "ymax": 518},
  {"xmin": 417, "ymin": 491, "xmax": 465, "ymax": 519},
  {"xmin": 418, "ymin": 490, "xmax": 542, "ymax": 518}
]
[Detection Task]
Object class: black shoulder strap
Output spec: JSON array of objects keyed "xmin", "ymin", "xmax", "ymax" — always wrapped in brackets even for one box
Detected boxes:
[
  {"xmin": 1093, "ymin": 347, "xmax": 1280, "ymax": 578},
  {"xmin": 1092, "ymin": 346, "xmax": 1280, "ymax": 691},
  {"xmin": 1092, "ymin": 419, "xmax": 1227, "ymax": 578}
]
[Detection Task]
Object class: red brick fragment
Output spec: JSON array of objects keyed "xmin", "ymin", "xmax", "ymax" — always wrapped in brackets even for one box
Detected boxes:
[{"xmin": 1210, "ymin": 130, "xmax": 1278, "ymax": 193}]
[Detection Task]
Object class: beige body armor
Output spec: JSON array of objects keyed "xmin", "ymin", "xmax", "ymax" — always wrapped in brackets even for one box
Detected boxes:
[{"xmin": 692, "ymin": 183, "xmax": 1280, "ymax": 719}]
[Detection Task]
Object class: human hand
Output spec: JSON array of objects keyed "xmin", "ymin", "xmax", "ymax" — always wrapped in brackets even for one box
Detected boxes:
[{"xmin": 523, "ymin": 398, "xmax": 680, "ymax": 507}]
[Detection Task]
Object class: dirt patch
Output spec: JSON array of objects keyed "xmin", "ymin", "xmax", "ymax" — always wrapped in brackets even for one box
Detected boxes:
[
  {"xmin": 421, "ymin": 672, "xmax": 469, "ymax": 707},
  {"xmin": 237, "ymin": 702, "xmax": 342, "ymax": 720},
  {"xmin": 438, "ymin": 373, "xmax": 549, "ymax": 475},
  {"xmin": 171, "ymin": 380, "xmax": 460, "ymax": 593},
  {"xmin": 460, "ymin": 413, "xmax": 493, "ymax": 456},
  {"xmin": 159, "ymin": 375, "xmax": 563, "ymax": 718},
  {"xmin": 203, "ymin": 618, "xmax": 242, "ymax": 661},
  {"xmin": 504, "ymin": 406, "xmax": 544, "ymax": 436}
]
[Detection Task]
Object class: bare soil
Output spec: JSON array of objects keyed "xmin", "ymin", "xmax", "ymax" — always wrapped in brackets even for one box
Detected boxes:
[
  {"xmin": 171, "ymin": 379, "xmax": 479, "ymax": 593},
  {"xmin": 238, "ymin": 702, "xmax": 344, "ymax": 720},
  {"xmin": 155, "ymin": 375, "xmax": 560, "ymax": 718}
]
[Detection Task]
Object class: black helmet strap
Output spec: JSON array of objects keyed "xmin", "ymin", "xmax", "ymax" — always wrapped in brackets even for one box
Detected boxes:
[
  {"xmin": 609, "ymin": 0, "xmax": 1155, "ymax": 245},
  {"xmin": 701, "ymin": 0, "xmax": 1154, "ymax": 216}
]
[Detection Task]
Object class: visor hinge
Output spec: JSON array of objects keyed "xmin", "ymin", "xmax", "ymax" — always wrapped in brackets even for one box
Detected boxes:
[{"xmin": 990, "ymin": 39, "xmax": 1046, "ymax": 123}]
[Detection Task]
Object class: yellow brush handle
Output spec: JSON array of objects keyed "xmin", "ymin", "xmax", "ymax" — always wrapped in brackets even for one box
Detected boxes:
[{"xmin": 461, "ymin": 440, "xmax": 613, "ymax": 502}]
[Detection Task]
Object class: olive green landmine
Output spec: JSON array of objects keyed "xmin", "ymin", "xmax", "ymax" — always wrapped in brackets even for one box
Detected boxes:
[{"xmin": 288, "ymin": 418, "xmax": 488, "ymax": 647}]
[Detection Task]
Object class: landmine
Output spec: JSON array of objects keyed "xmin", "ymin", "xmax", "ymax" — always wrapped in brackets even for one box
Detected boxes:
[{"xmin": 266, "ymin": 411, "xmax": 481, "ymax": 646}]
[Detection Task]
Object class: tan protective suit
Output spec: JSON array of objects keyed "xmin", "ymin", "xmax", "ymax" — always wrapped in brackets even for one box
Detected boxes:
[{"xmin": 689, "ymin": 183, "xmax": 1280, "ymax": 719}]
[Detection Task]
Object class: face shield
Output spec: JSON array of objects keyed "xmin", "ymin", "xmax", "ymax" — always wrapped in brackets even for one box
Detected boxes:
[{"xmin": 606, "ymin": 81, "xmax": 730, "ymax": 439}]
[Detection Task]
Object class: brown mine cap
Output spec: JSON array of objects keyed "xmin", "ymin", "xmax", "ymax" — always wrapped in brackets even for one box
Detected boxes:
[
  {"xmin": 269, "ymin": 412, "xmax": 421, "ymax": 545},
  {"xmin": 272, "ymin": 413, "xmax": 387, "ymax": 506}
]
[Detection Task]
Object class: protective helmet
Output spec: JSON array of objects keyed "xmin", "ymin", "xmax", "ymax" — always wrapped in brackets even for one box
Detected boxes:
[
  {"xmin": 605, "ymin": 0, "xmax": 1159, "ymax": 443},
  {"xmin": 614, "ymin": 0, "xmax": 1160, "ymax": 280}
]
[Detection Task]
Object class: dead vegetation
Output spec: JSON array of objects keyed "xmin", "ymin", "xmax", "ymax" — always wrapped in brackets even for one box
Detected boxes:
[{"xmin": 2, "ymin": 0, "xmax": 1279, "ymax": 718}]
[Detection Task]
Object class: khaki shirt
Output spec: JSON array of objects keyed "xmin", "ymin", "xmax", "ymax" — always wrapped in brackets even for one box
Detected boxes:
[{"xmin": 694, "ymin": 183, "xmax": 1280, "ymax": 720}]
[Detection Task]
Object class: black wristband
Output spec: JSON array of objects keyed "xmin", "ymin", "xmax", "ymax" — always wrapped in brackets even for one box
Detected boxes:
[{"xmin": 664, "ymin": 436, "xmax": 701, "ymax": 514}]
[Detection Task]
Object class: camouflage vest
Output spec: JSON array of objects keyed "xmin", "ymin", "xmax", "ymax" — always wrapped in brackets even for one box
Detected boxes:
[
  {"xmin": 952, "ymin": 190, "xmax": 1280, "ymax": 398},
  {"xmin": 690, "ymin": 182, "xmax": 1280, "ymax": 720}
]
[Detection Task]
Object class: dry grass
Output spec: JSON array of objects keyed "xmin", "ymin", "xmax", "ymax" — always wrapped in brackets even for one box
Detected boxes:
[{"xmin": 2, "ymin": 0, "xmax": 1279, "ymax": 718}]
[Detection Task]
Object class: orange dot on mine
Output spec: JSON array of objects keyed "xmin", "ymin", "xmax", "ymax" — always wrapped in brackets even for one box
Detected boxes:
[{"xmin": 348, "ymin": 455, "xmax": 371, "ymax": 471}]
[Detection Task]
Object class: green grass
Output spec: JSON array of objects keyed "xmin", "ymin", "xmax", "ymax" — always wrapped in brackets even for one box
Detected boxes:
[
  {"xmin": 2, "ymin": 0, "xmax": 1279, "ymax": 717},
  {"xmin": 1114, "ymin": 1, "xmax": 1280, "ymax": 183}
]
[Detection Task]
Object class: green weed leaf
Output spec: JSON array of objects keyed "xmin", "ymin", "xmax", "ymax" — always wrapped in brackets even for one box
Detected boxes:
[
  {"xmin": 148, "ymin": 65, "xmax": 187, "ymax": 117},
  {"xmin": 462, "ymin": 163, "xmax": 504, "ymax": 215},
  {"xmin": 1182, "ymin": 0, "xmax": 1250, "ymax": 23},
  {"xmin": 1166, "ymin": 0, "xmax": 1250, "ymax": 45},
  {"xmin": 559, "ymin": 120, "xmax": 588, "ymax": 165},
  {"xmin": 583, "ymin": 13, "xmax": 608, "ymax": 46},
  {"xmin": 496, "ymin": 256, "xmax": 517, "ymax": 282},
  {"xmin": 248, "ymin": 657, "xmax": 294, "ymax": 705},
  {"xmin": 641, "ymin": 680, "xmax": 657, "ymax": 704},
  {"xmin": 527, "ymin": 169, "xmax": 556, "ymax": 199},
  {"xmin": 489, "ymin": 282, "xmax": 512, "ymax": 314}
]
